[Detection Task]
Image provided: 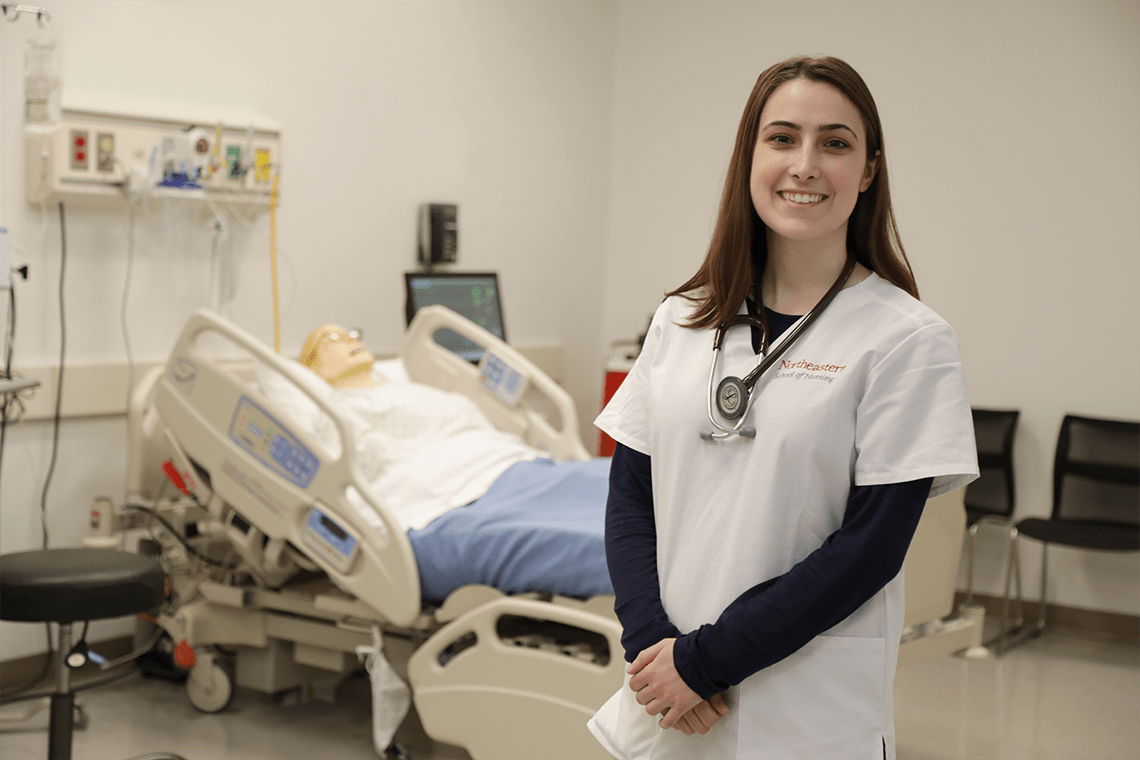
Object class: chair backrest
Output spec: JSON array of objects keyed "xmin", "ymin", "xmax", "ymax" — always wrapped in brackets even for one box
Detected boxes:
[
  {"xmin": 963, "ymin": 408, "xmax": 1020, "ymax": 520},
  {"xmin": 1053, "ymin": 414, "xmax": 1140, "ymax": 526}
]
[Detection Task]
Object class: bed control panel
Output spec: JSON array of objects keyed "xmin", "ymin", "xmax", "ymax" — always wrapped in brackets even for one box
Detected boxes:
[
  {"xmin": 478, "ymin": 351, "xmax": 528, "ymax": 407},
  {"xmin": 302, "ymin": 506, "xmax": 358, "ymax": 574},
  {"xmin": 229, "ymin": 396, "xmax": 320, "ymax": 489}
]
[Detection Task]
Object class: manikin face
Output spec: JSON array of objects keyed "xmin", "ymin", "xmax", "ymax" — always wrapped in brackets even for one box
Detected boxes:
[
  {"xmin": 749, "ymin": 78, "xmax": 878, "ymax": 250},
  {"xmin": 307, "ymin": 326, "xmax": 374, "ymax": 382}
]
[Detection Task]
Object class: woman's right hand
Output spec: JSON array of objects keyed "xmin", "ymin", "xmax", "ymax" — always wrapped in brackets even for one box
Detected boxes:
[{"xmin": 672, "ymin": 692, "xmax": 730, "ymax": 736}]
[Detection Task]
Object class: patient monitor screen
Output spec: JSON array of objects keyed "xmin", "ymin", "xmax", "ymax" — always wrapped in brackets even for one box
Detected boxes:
[{"xmin": 404, "ymin": 272, "xmax": 506, "ymax": 362}]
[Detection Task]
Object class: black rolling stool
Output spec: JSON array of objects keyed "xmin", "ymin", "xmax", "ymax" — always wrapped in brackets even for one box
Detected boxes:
[{"xmin": 0, "ymin": 548, "xmax": 185, "ymax": 760}]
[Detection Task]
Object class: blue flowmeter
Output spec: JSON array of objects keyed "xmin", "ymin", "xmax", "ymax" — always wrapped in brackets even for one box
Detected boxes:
[
  {"xmin": 229, "ymin": 396, "xmax": 320, "ymax": 488},
  {"xmin": 302, "ymin": 506, "xmax": 358, "ymax": 573}
]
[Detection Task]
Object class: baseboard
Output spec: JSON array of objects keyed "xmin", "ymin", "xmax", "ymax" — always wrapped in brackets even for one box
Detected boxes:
[
  {"xmin": 954, "ymin": 592, "xmax": 1140, "ymax": 646},
  {"xmin": 0, "ymin": 635, "xmax": 134, "ymax": 693}
]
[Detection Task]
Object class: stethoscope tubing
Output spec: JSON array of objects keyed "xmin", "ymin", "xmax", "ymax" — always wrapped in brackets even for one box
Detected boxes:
[
  {"xmin": 702, "ymin": 346, "xmax": 758, "ymax": 440},
  {"xmin": 702, "ymin": 253, "xmax": 857, "ymax": 441}
]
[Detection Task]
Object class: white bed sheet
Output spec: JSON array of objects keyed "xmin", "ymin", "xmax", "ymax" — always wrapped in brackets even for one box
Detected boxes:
[{"xmin": 254, "ymin": 357, "xmax": 544, "ymax": 530}]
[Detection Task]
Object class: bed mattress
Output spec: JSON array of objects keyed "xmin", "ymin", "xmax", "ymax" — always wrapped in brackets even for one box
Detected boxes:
[{"xmin": 408, "ymin": 457, "xmax": 614, "ymax": 602}]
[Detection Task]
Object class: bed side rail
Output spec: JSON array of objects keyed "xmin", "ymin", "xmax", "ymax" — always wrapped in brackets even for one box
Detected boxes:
[
  {"xmin": 408, "ymin": 595, "xmax": 623, "ymax": 760},
  {"xmin": 402, "ymin": 305, "xmax": 590, "ymax": 462},
  {"xmin": 149, "ymin": 308, "xmax": 422, "ymax": 626}
]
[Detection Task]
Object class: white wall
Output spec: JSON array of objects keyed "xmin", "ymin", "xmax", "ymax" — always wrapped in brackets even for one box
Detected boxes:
[
  {"xmin": 0, "ymin": 0, "xmax": 617, "ymax": 660},
  {"xmin": 601, "ymin": 1, "xmax": 1140, "ymax": 615},
  {"xmin": 1, "ymin": 0, "xmax": 1137, "ymax": 664}
]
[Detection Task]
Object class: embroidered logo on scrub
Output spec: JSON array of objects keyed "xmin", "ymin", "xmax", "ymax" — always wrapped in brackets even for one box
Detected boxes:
[{"xmin": 774, "ymin": 359, "xmax": 847, "ymax": 384}]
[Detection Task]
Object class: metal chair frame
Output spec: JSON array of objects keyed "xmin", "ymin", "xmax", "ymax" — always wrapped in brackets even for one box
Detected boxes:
[
  {"xmin": 998, "ymin": 414, "xmax": 1140, "ymax": 654},
  {"xmin": 958, "ymin": 408, "xmax": 1023, "ymax": 654}
]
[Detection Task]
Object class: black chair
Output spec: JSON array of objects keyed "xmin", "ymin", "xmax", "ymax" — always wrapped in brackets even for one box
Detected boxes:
[
  {"xmin": 999, "ymin": 414, "xmax": 1140, "ymax": 653},
  {"xmin": 962, "ymin": 408, "xmax": 1021, "ymax": 606},
  {"xmin": 0, "ymin": 547, "xmax": 186, "ymax": 760}
]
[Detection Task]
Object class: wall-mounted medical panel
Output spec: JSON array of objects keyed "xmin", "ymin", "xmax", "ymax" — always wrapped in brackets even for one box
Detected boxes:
[{"xmin": 26, "ymin": 108, "xmax": 281, "ymax": 210}]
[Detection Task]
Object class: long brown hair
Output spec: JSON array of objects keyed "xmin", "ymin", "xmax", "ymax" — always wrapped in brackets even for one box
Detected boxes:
[{"xmin": 668, "ymin": 55, "xmax": 918, "ymax": 329}]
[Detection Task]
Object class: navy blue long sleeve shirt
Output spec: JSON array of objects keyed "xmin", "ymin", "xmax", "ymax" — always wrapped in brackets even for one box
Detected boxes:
[{"xmin": 604, "ymin": 307, "xmax": 934, "ymax": 699}]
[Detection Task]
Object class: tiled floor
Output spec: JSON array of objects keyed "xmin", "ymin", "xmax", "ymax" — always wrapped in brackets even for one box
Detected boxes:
[{"xmin": 2, "ymin": 628, "xmax": 1137, "ymax": 759}]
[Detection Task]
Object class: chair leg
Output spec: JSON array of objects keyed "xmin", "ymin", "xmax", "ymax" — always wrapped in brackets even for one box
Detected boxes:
[
  {"xmin": 1011, "ymin": 531, "xmax": 1024, "ymax": 627},
  {"xmin": 48, "ymin": 623, "xmax": 74, "ymax": 760},
  {"xmin": 964, "ymin": 523, "xmax": 979, "ymax": 605},
  {"xmin": 49, "ymin": 693, "xmax": 75, "ymax": 760},
  {"xmin": 1037, "ymin": 543, "xmax": 1049, "ymax": 632},
  {"xmin": 995, "ymin": 525, "xmax": 1027, "ymax": 656}
]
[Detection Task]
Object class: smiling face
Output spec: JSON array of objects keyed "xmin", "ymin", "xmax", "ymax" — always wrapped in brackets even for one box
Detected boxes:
[{"xmin": 749, "ymin": 78, "xmax": 878, "ymax": 252}]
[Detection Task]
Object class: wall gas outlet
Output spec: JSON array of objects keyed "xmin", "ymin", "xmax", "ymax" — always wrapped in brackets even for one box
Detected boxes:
[
  {"xmin": 96, "ymin": 132, "xmax": 115, "ymax": 172},
  {"xmin": 69, "ymin": 129, "xmax": 88, "ymax": 171},
  {"xmin": 26, "ymin": 108, "xmax": 282, "ymax": 210},
  {"xmin": 225, "ymin": 144, "xmax": 243, "ymax": 180}
]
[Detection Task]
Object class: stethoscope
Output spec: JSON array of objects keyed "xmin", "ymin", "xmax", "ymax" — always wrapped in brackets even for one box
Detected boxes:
[{"xmin": 701, "ymin": 254, "xmax": 857, "ymax": 441}]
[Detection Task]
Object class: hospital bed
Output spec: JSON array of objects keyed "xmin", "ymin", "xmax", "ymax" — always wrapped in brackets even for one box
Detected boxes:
[
  {"xmin": 124, "ymin": 305, "xmax": 622, "ymax": 760},
  {"xmin": 120, "ymin": 305, "xmax": 981, "ymax": 759}
]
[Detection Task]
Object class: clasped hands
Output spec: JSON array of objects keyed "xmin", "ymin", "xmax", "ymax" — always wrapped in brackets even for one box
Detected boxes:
[{"xmin": 627, "ymin": 638, "xmax": 729, "ymax": 736}]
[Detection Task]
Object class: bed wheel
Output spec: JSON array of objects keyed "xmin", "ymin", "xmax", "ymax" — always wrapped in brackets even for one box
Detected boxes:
[{"xmin": 186, "ymin": 653, "xmax": 234, "ymax": 713}]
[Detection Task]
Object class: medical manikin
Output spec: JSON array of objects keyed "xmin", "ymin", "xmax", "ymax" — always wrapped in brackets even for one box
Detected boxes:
[
  {"xmin": 296, "ymin": 323, "xmax": 612, "ymax": 597},
  {"xmin": 298, "ymin": 324, "xmax": 546, "ymax": 526},
  {"xmin": 301, "ymin": 325, "xmax": 385, "ymax": 390}
]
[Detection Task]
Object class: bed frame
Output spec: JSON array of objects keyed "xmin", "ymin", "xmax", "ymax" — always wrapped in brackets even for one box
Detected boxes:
[{"xmin": 120, "ymin": 306, "xmax": 980, "ymax": 759}]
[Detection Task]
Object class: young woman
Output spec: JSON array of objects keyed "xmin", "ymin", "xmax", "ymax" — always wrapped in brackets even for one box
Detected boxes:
[{"xmin": 589, "ymin": 56, "xmax": 977, "ymax": 760}]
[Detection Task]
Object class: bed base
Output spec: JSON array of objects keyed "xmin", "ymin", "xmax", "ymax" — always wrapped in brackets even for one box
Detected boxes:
[
  {"xmin": 153, "ymin": 533, "xmax": 622, "ymax": 760},
  {"xmin": 128, "ymin": 489, "xmax": 621, "ymax": 759}
]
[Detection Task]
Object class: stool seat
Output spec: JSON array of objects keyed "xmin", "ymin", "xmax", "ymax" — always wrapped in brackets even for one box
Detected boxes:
[{"xmin": 0, "ymin": 548, "xmax": 165, "ymax": 623}]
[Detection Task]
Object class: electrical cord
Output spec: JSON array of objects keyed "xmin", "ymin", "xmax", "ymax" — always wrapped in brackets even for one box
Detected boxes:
[
  {"xmin": 0, "ymin": 241, "xmax": 47, "ymax": 702},
  {"xmin": 92, "ymin": 623, "xmax": 165, "ymax": 672},
  {"xmin": 123, "ymin": 503, "xmax": 235, "ymax": 569},
  {"xmin": 0, "ymin": 658, "xmax": 142, "ymax": 706},
  {"xmin": 1, "ymin": 261, "xmax": 36, "ymax": 478},
  {"xmin": 0, "ymin": 283, "xmax": 17, "ymax": 474},
  {"xmin": 38, "ymin": 201, "xmax": 66, "ymax": 549},
  {"xmin": 3, "ymin": 203, "xmax": 69, "ymax": 699},
  {"xmin": 120, "ymin": 184, "xmax": 136, "ymax": 411},
  {"xmin": 119, "ymin": 192, "xmax": 139, "ymax": 504}
]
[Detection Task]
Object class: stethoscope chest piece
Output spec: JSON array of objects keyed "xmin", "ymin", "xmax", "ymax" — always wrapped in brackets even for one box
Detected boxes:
[{"xmin": 716, "ymin": 376, "xmax": 748, "ymax": 420}]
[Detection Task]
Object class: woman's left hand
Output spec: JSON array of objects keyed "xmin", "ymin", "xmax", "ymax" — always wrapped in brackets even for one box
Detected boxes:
[{"xmin": 627, "ymin": 638, "xmax": 704, "ymax": 730}]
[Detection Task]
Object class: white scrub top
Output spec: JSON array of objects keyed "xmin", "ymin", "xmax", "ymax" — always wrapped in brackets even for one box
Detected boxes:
[{"xmin": 588, "ymin": 274, "xmax": 977, "ymax": 760}]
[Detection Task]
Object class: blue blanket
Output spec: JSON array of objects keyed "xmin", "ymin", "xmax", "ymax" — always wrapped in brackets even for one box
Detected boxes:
[{"xmin": 408, "ymin": 457, "xmax": 614, "ymax": 602}]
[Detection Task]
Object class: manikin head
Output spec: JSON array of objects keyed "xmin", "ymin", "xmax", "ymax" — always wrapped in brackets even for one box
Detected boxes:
[{"xmin": 299, "ymin": 324, "xmax": 378, "ymax": 389}]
